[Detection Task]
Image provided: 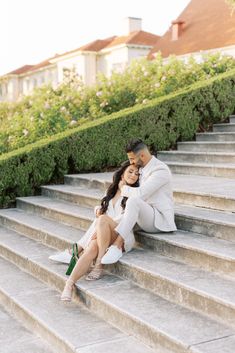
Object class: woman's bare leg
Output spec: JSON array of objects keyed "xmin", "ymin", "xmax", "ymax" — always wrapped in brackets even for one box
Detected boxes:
[
  {"xmin": 61, "ymin": 240, "xmax": 98, "ymax": 301},
  {"xmin": 95, "ymin": 215, "xmax": 118, "ymax": 262},
  {"xmin": 112, "ymin": 235, "xmax": 124, "ymax": 249},
  {"xmin": 85, "ymin": 215, "xmax": 118, "ymax": 280},
  {"xmin": 69, "ymin": 240, "xmax": 98, "ymax": 282},
  {"xmin": 68, "ymin": 244, "xmax": 83, "ymax": 256}
]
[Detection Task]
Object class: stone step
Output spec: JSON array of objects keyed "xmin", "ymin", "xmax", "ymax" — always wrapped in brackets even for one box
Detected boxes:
[
  {"xmin": 1, "ymin": 207, "xmax": 234, "ymax": 279},
  {"xmin": 0, "ymin": 235, "xmax": 235, "ymax": 353},
  {"xmin": 177, "ymin": 141, "xmax": 235, "ymax": 152},
  {"xmin": 230, "ymin": 115, "xmax": 235, "ymax": 124},
  {"xmin": 174, "ymin": 189, "xmax": 235, "ymax": 212},
  {"xmin": 0, "ymin": 207, "xmax": 84, "ymax": 250},
  {"xmin": 65, "ymin": 172, "xmax": 111, "ymax": 191},
  {"xmin": 158, "ymin": 151, "xmax": 235, "ymax": 164},
  {"xmin": 107, "ymin": 248, "xmax": 235, "ymax": 326},
  {"xmin": 41, "ymin": 185, "xmax": 100, "ymax": 208},
  {"xmin": 213, "ymin": 123, "xmax": 235, "ymax": 132},
  {"xmin": 174, "ymin": 204, "xmax": 235, "ymax": 242},
  {"xmin": 16, "ymin": 196, "xmax": 235, "ymax": 242},
  {"xmin": 165, "ymin": 162, "xmax": 235, "ymax": 178},
  {"xmin": 135, "ymin": 230, "xmax": 235, "ymax": 278},
  {"xmin": 64, "ymin": 173, "xmax": 235, "ymax": 212},
  {"xmin": 0, "ymin": 305, "xmax": 53, "ymax": 353},
  {"xmin": 16, "ymin": 196, "xmax": 94, "ymax": 231},
  {"xmin": 0, "ymin": 257, "xmax": 154, "ymax": 353},
  {"xmin": 172, "ymin": 174, "xmax": 235, "ymax": 212},
  {"xmin": 47, "ymin": 180, "xmax": 235, "ymax": 214},
  {"xmin": 196, "ymin": 132, "xmax": 235, "ymax": 142}
]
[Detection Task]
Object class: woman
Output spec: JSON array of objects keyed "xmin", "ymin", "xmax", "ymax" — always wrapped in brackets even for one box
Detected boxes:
[{"xmin": 61, "ymin": 161, "xmax": 139, "ymax": 301}]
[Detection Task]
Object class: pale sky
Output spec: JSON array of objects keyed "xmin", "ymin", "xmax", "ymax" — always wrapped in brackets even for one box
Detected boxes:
[{"xmin": 1, "ymin": 0, "xmax": 191, "ymax": 76}]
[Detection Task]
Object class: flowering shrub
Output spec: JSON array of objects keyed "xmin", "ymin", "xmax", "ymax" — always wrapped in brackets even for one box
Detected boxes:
[
  {"xmin": 0, "ymin": 52, "xmax": 235, "ymax": 153},
  {"xmin": 1, "ymin": 68, "xmax": 235, "ymax": 208}
]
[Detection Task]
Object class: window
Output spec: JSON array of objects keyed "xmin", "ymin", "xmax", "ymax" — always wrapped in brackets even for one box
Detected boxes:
[{"xmin": 112, "ymin": 62, "xmax": 126, "ymax": 73}]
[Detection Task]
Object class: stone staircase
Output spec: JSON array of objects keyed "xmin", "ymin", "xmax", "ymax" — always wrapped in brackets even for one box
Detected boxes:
[
  {"xmin": 158, "ymin": 115, "xmax": 235, "ymax": 178},
  {"xmin": 0, "ymin": 116, "xmax": 235, "ymax": 353}
]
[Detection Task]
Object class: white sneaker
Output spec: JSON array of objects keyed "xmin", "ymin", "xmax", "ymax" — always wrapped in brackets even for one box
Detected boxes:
[
  {"xmin": 49, "ymin": 250, "xmax": 72, "ymax": 264},
  {"xmin": 101, "ymin": 245, "xmax": 123, "ymax": 265}
]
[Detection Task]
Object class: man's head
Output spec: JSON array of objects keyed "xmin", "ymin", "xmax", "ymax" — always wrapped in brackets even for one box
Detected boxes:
[{"xmin": 125, "ymin": 138, "xmax": 151, "ymax": 167}]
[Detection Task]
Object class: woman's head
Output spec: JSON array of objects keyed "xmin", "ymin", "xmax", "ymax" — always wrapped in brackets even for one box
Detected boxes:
[
  {"xmin": 100, "ymin": 160, "xmax": 139, "ymax": 214},
  {"xmin": 113, "ymin": 160, "xmax": 139, "ymax": 187}
]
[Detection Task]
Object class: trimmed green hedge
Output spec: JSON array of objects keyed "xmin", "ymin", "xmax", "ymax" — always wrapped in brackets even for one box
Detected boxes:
[{"xmin": 1, "ymin": 69, "xmax": 235, "ymax": 208}]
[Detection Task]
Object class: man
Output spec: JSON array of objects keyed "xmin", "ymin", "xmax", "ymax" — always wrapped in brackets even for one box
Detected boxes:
[{"xmin": 101, "ymin": 138, "xmax": 177, "ymax": 265}]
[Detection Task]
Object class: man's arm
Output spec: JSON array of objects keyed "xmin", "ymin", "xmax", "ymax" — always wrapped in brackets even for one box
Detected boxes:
[{"xmin": 121, "ymin": 167, "xmax": 170, "ymax": 200}]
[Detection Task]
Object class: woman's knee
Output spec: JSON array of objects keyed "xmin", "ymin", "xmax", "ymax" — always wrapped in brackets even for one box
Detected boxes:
[
  {"xmin": 85, "ymin": 240, "xmax": 98, "ymax": 256},
  {"xmin": 96, "ymin": 214, "xmax": 112, "ymax": 227}
]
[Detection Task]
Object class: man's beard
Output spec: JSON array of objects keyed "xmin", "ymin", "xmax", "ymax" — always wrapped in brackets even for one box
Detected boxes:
[{"xmin": 136, "ymin": 158, "xmax": 144, "ymax": 168}]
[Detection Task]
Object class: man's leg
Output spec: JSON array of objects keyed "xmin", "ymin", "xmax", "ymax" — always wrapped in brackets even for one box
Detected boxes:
[
  {"xmin": 116, "ymin": 195, "xmax": 156, "ymax": 237},
  {"xmin": 102, "ymin": 196, "xmax": 157, "ymax": 264}
]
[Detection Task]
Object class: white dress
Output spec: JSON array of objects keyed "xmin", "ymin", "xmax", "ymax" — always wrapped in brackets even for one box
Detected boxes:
[{"xmin": 78, "ymin": 196, "xmax": 136, "ymax": 252}]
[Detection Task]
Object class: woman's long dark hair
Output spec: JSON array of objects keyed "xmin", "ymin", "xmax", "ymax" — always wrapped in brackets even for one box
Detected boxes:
[{"xmin": 100, "ymin": 160, "xmax": 139, "ymax": 215}]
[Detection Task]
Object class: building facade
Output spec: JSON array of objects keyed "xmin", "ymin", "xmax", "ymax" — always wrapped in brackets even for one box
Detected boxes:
[{"xmin": 0, "ymin": 17, "xmax": 159, "ymax": 102}]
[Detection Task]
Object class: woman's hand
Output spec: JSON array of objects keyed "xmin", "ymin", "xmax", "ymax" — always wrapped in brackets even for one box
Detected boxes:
[
  {"xmin": 95, "ymin": 208, "xmax": 102, "ymax": 217},
  {"xmin": 118, "ymin": 178, "xmax": 127, "ymax": 190}
]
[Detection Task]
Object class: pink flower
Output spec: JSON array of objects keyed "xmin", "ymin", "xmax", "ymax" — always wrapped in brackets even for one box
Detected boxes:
[{"xmin": 100, "ymin": 101, "xmax": 108, "ymax": 108}]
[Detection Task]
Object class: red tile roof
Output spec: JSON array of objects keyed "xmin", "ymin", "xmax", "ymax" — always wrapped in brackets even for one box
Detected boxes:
[
  {"xmin": 55, "ymin": 31, "xmax": 159, "ymax": 57},
  {"xmin": 7, "ymin": 65, "xmax": 34, "ymax": 75},
  {"xmin": 52, "ymin": 37, "xmax": 116, "ymax": 60},
  {"xmin": 105, "ymin": 31, "xmax": 160, "ymax": 49},
  {"xmin": 26, "ymin": 58, "xmax": 54, "ymax": 72},
  {"xmin": 149, "ymin": 0, "xmax": 235, "ymax": 58},
  {"xmin": 78, "ymin": 37, "xmax": 116, "ymax": 51},
  {"xmin": 4, "ymin": 30, "xmax": 160, "ymax": 77},
  {"xmin": 6, "ymin": 58, "xmax": 56, "ymax": 76}
]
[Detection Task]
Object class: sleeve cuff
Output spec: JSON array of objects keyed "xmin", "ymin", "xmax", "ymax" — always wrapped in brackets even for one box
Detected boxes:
[{"xmin": 121, "ymin": 185, "xmax": 131, "ymax": 197}]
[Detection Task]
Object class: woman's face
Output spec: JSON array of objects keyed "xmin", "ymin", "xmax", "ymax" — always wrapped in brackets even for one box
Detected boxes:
[{"xmin": 122, "ymin": 165, "xmax": 139, "ymax": 185}]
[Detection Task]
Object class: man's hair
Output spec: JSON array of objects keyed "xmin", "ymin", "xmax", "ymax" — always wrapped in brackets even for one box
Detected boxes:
[{"xmin": 125, "ymin": 138, "xmax": 148, "ymax": 154}]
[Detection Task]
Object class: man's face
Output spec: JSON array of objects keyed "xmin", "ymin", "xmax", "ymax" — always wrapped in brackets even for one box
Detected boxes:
[{"xmin": 127, "ymin": 151, "xmax": 144, "ymax": 167}]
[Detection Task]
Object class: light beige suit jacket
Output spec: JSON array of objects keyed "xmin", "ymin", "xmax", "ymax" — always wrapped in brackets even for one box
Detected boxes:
[{"xmin": 121, "ymin": 156, "xmax": 177, "ymax": 232}]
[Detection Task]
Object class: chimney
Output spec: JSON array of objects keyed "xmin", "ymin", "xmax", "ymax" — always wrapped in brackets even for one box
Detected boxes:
[
  {"xmin": 171, "ymin": 20, "xmax": 185, "ymax": 41},
  {"xmin": 123, "ymin": 17, "xmax": 142, "ymax": 35}
]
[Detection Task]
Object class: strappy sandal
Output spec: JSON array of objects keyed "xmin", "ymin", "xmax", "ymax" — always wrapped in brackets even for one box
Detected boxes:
[
  {"xmin": 85, "ymin": 264, "xmax": 103, "ymax": 281},
  {"xmin": 60, "ymin": 279, "xmax": 75, "ymax": 302}
]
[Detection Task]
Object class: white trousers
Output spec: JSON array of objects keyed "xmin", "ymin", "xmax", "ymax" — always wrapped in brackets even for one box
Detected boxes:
[{"xmin": 115, "ymin": 196, "xmax": 159, "ymax": 241}]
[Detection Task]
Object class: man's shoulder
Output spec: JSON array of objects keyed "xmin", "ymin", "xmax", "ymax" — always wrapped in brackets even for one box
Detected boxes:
[
  {"xmin": 152, "ymin": 156, "xmax": 170, "ymax": 171},
  {"xmin": 146, "ymin": 157, "xmax": 172, "ymax": 180}
]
